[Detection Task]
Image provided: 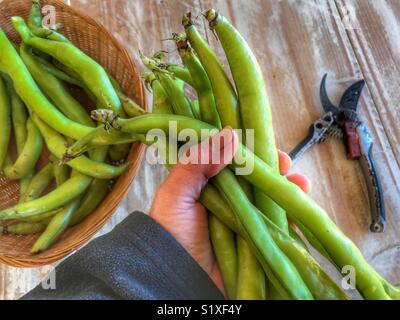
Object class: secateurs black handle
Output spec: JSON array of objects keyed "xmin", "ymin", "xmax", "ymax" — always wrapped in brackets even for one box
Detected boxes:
[{"xmin": 357, "ymin": 123, "xmax": 386, "ymax": 233}]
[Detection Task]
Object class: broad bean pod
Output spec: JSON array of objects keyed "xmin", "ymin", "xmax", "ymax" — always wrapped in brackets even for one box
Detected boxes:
[
  {"xmin": 183, "ymin": 13, "xmax": 241, "ymax": 129},
  {"xmin": 28, "ymin": 0, "xmax": 69, "ymax": 43},
  {"xmin": 0, "ymin": 222, "xmax": 46, "ymax": 235},
  {"xmin": 20, "ymin": 162, "xmax": 54, "ymax": 203},
  {"xmin": 145, "ymin": 73, "xmax": 173, "ymax": 115},
  {"xmin": 0, "ymin": 76, "xmax": 11, "ymax": 170},
  {"xmin": 3, "ymin": 75, "xmax": 32, "ymax": 196},
  {"xmin": 205, "ymin": 9, "xmax": 288, "ymax": 233},
  {"xmin": 3, "ymin": 118, "xmax": 43, "ymax": 180},
  {"xmin": 34, "ymin": 55, "xmax": 82, "ymax": 86},
  {"xmin": 20, "ymin": 43, "xmax": 94, "ymax": 127},
  {"xmin": 69, "ymin": 178, "xmax": 109, "ymax": 226},
  {"xmin": 13, "ymin": 17, "xmax": 124, "ymax": 117},
  {"xmin": 31, "ymin": 198, "xmax": 80, "ymax": 253},
  {"xmin": 209, "ymin": 215, "xmax": 238, "ymax": 299}
]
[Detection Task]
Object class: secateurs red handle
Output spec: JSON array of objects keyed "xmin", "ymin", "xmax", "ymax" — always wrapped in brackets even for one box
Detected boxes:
[{"xmin": 343, "ymin": 121, "xmax": 362, "ymax": 159}]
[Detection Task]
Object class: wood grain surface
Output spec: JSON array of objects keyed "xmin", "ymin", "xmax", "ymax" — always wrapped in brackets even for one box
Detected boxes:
[{"xmin": 0, "ymin": 0, "xmax": 399, "ymax": 299}]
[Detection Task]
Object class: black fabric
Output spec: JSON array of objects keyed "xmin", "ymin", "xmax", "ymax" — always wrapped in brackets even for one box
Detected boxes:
[{"xmin": 22, "ymin": 212, "xmax": 224, "ymax": 300}]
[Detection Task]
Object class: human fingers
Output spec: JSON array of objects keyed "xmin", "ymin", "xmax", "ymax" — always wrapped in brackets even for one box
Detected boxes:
[
  {"xmin": 287, "ymin": 173, "xmax": 312, "ymax": 193},
  {"xmin": 278, "ymin": 150, "xmax": 292, "ymax": 175}
]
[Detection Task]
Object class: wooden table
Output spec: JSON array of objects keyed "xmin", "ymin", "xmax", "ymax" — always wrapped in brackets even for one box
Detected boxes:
[{"xmin": 1, "ymin": 0, "xmax": 399, "ymax": 299}]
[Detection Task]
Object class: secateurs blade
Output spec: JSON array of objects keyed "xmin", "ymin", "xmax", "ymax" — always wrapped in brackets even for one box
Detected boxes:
[{"xmin": 289, "ymin": 74, "xmax": 386, "ymax": 233}]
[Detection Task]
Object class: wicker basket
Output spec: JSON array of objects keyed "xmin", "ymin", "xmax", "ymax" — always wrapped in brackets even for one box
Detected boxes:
[{"xmin": 0, "ymin": 0, "xmax": 147, "ymax": 267}]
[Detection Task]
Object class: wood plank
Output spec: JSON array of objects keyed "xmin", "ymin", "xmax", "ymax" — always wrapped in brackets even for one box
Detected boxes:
[{"xmin": 336, "ymin": 0, "xmax": 400, "ymax": 161}]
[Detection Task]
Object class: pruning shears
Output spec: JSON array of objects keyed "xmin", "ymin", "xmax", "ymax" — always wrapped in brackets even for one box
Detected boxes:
[{"xmin": 290, "ymin": 74, "xmax": 386, "ymax": 233}]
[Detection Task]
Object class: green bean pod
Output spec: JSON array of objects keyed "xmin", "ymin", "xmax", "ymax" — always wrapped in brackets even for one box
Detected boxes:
[
  {"xmin": 20, "ymin": 162, "xmax": 54, "ymax": 203},
  {"xmin": 200, "ymin": 185, "xmax": 240, "ymax": 233},
  {"xmin": 64, "ymin": 126, "xmax": 139, "ymax": 159},
  {"xmin": 69, "ymin": 178, "xmax": 109, "ymax": 226},
  {"xmin": 118, "ymin": 94, "xmax": 145, "ymax": 118},
  {"xmin": 183, "ymin": 13, "xmax": 241, "ymax": 129},
  {"xmin": 109, "ymin": 144, "xmax": 130, "ymax": 162},
  {"xmin": 21, "ymin": 209, "xmax": 60, "ymax": 223},
  {"xmin": 20, "ymin": 44, "xmax": 94, "ymax": 127},
  {"xmin": 146, "ymin": 73, "xmax": 173, "ymax": 115},
  {"xmin": 0, "ymin": 76, "xmax": 11, "ymax": 170},
  {"xmin": 154, "ymin": 72, "xmax": 194, "ymax": 118},
  {"xmin": 52, "ymin": 158, "xmax": 70, "ymax": 187},
  {"xmin": 34, "ymin": 55, "xmax": 82, "ymax": 86},
  {"xmin": 108, "ymin": 73, "xmax": 145, "ymax": 118},
  {"xmin": 13, "ymin": 18, "xmax": 123, "ymax": 117},
  {"xmin": 205, "ymin": 10, "xmax": 288, "ymax": 233},
  {"xmin": 0, "ymin": 173, "xmax": 91, "ymax": 220},
  {"xmin": 165, "ymin": 64, "xmax": 194, "ymax": 87},
  {"xmin": 28, "ymin": 0, "xmax": 69, "ymax": 43},
  {"xmin": 205, "ymin": 10, "xmax": 277, "ymax": 167},
  {"xmin": 104, "ymin": 113, "xmax": 393, "ymax": 299},
  {"xmin": 209, "ymin": 215, "xmax": 238, "ymax": 299},
  {"xmin": 26, "ymin": 2, "xmax": 53, "ymax": 62},
  {"xmin": 31, "ymin": 198, "xmax": 80, "ymax": 253},
  {"xmin": 19, "ymin": 173, "xmax": 34, "ymax": 201},
  {"xmin": 214, "ymin": 169, "xmax": 312, "ymax": 300},
  {"xmin": 288, "ymin": 225, "xmax": 309, "ymax": 253},
  {"xmin": 234, "ymin": 174, "xmax": 266, "ymax": 300},
  {"xmin": 33, "ymin": 115, "xmax": 129, "ymax": 179},
  {"xmin": 260, "ymin": 214, "xmax": 348, "ymax": 300},
  {"xmin": 191, "ymin": 100, "xmax": 201, "ymax": 120},
  {"xmin": 1, "ymin": 222, "xmax": 47, "ymax": 235},
  {"xmin": 3, "ymin": 75, "xmax": 32, "ymax": 197},
  {"xmin": 175, "ymin": 38, "xmax": 221, "ymax": 128},
  {"xmin": 51, "ymin": 59, "xmax": 100, "ymax": 105},
  {"xmin": 3, "ymin": 118, "xmax": 43, "ymax": 180},
  {"xmin": 28, "ymin": 0, "xmax": 42, "ymax": 31},
  {"xmin": 3, "ymin": 76, "xmax": 27, "ymax": 155},
  {"xmin": 98, "ymin": 73, "xmax": 133, "ymax": 161},
  {"xmin": 291, "ymin": 217, "xmax": 335, "ymax": 265},
  {"xmin": 236, "ymin": 236, "xmax": 267, "ymax": 300},
  {"xmin": 151, "ymin": 52, "xmax": 194, "ymax": 87}
]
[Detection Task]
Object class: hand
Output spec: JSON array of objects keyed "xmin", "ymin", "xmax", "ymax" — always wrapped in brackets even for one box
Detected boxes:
[{"xmin": 150, "ymin": 128, "xmax": 311, "ymax": 293}]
